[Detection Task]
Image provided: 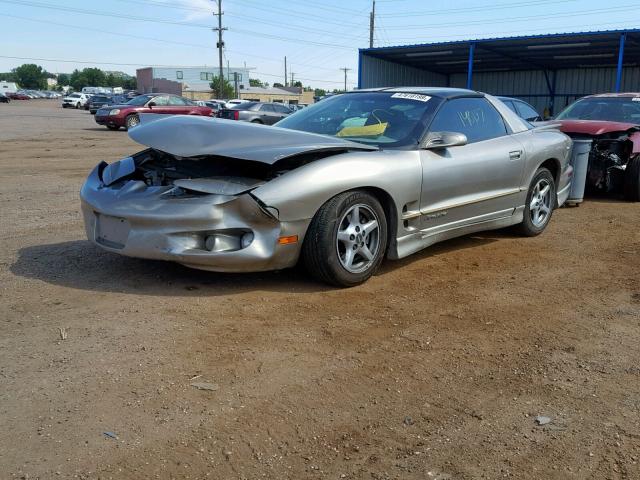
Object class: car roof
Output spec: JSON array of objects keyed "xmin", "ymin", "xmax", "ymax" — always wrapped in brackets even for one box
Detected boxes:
[
  {"xmin": 581, "ymin": 93, "xmax": 640, "ymax": 99},
  {"xmin": 353, "ymin": 87, "xmax": 483, "ymax": 99}
]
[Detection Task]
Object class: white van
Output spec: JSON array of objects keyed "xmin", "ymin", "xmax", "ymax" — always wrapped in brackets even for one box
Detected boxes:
[{"xmin": 0, "ymin": 81, "xmax": 18, "ymax": 93}]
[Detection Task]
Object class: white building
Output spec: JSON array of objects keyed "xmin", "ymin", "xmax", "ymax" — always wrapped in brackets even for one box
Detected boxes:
[{"xmin": 137, "ymin": 66, "xmax": 251, "ymax": 95}]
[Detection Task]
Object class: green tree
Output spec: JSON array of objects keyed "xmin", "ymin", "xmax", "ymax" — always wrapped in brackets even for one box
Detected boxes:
[
  {"xmin": 249, "ymin": 78, "xmax": 264, "ymax": 87},
  {"xmin": 82, "ymin": 67, "xmax": 107, "ymax": 87},
  {"xmin": 314, "ymin": 88, "xmax": 326, "ymax": 97},
  {"xmin": 56, "ymin": 73, "xmax": 71, "ymax": 86},
  {"xmin": 0, "ymin": 72, "xmax": 17, "ymax": 82},
  {"xmin": 209, "ymin": 75, "xmax": 234, "ymax": 98},
  {"xmin": 12, "ymin": 64, "xmax": 48, "ymax": 89},
  {"xmin": 292, "ymin": 80, "xmax": 303, "ymax": 88},
  {"xmin": 273, "ymin": 82, "xmax": 284, "ymax": 88}
]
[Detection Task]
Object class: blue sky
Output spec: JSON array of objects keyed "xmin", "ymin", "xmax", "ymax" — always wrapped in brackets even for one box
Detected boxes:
[{"xmin": 0, "ymin": 0, "xmax": 638, "ymax": 89}]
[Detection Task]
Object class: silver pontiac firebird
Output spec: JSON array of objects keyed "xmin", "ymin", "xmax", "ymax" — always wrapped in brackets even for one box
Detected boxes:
[{"xmin": 80, "ymin": 88, "xmax": 573, "ymax": 286}]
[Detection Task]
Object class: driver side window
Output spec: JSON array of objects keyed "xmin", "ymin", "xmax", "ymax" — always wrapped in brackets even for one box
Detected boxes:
[
  {"xmin": 151, "ymin": 95, "xmax": 169, "ymax": 106},
  {"xmin": 429, "ymin": 97, "xmax": 507, "ymax": 143}
]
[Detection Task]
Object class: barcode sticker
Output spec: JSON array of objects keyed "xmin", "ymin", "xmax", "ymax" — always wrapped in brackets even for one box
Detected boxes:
[{"xmin": 391, "ymin": 93, "xmax": 432, "ymax": 102}]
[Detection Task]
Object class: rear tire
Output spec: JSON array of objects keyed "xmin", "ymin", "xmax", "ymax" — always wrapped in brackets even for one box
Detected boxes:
[
  {"xmin": 623, "ymin": 155, "xmax": 640, "ymax": 201},
  {"xmin": 125, "ymin": 114, "xmax": 140, "ymax": 130},
  {"xmin": 517, "ymin": 168, "xmax": 556, "ymax": 237},
  {"xmin": 302, "ymin": 191, "xmax": 387, "ymax": 287}
]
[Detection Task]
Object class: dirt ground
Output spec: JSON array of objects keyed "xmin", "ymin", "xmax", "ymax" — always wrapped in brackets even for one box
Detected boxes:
[{"xmin": 1, "ymin": 99, "xmax": 639, "ymax": 480}]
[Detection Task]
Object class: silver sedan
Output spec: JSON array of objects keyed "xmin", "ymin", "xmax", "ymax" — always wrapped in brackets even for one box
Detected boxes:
[{"xmin": 80, "ymin": 87, "xmax": 573, "ymax": 286}]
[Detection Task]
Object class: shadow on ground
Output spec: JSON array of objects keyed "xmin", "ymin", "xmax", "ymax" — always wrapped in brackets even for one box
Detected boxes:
[{"xmin": 12, "ymin": 233, "xmax": 502, "ymax": 296}]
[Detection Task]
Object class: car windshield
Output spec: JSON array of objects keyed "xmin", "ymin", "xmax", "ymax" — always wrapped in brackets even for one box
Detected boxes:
[
  {"xmin": 556, "ymin": 97, "xmax": 640, "ymax": 124},
  {"xmin": 126, "ymin": 95, "xmax": 153, "ymax": 106},
  {"xmin": 275, "ymin": 92, "xmax": 439, "ymax": 147}
]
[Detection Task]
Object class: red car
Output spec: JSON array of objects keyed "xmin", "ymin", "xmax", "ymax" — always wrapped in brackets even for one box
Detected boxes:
[
  {"xmin": 7, "ymin": 92, "xmax": 30, "ymax": 100},
  {"xmin": 553, "ymin": 93, "xmax": 640, "ymax": 201},
  {"xmin": 94, "ymin": 93, "xmax": 213, "ymax": 131}
]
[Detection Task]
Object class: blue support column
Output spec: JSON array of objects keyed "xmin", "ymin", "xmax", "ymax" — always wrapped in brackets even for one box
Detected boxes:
[
  {"xmin": 615, "ymin": 33, "xmax": 626, "ymax": 93},
  {"xmin": 466, "ymin": 42, "xmax": 476, "ymax": 90}
]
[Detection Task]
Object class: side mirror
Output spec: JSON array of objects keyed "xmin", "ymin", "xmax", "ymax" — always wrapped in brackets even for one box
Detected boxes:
[
  {"xmin": 422, "ymin": 131, "xmax": 467, "ymax": 150},
  {"xmin": 147, "ymin": 101, "xmax": 156, "ymax": 108}
]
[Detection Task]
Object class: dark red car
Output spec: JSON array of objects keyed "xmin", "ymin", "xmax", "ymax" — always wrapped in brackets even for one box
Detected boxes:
[
  {"xmin": 553, "ymin": 93, "xmax": 640, "ymax": 201},
  {"xmin": 7, "ymin": 92, "xmax": 30, "ymax": 100},
  {"xmin": 94, "ymin": 93, "xmax": 213, "ymax": 130}
]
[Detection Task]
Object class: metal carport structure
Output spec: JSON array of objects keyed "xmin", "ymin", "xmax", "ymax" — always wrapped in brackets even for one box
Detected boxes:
[{"xmin": 358, "ymin": 29, "xmax": 640, "ymax": 115}]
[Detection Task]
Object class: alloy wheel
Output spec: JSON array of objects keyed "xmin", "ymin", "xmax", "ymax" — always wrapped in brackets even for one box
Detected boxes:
[
  {"xmin": 530, "ymin": 178, "xmax": 552, "ymax": 227},
  {"xmin": 336, "ymin": 204, "xmax": 381, "ymax": 273}
]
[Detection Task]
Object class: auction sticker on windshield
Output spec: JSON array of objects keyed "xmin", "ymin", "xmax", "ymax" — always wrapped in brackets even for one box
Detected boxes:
[{"xmin": 391, "ymin": 93, "xmax": 431, "ymax": 102}]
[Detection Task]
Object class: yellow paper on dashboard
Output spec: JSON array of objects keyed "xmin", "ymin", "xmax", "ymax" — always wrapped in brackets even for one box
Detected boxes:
[{"xmin": 336, "ymin": 122, "xmax": 388, "ymax": 138}]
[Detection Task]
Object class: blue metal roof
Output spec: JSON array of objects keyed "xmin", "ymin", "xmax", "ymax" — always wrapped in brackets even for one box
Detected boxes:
[
  {"xmin": 359, "ymin": 29, "xmax": 640, "ymax": 75},
  {"xmin": 360, "ymin": 28, "xmax": 640, "ymax": 53}
]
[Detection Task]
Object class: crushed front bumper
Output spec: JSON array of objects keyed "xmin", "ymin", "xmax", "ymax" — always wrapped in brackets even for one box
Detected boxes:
[{"xmin": 80, "ymin": 163, "xmax": 309, "ymax": 272}]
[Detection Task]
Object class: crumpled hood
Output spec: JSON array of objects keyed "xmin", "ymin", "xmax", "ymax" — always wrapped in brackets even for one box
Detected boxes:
[
  {"xmin": 128, "ymin": 114, "xmax": 378, "ymax": 164},
  {"xmin": 555, "ymin": 119, "xmax": 640, "ymax": 136}
]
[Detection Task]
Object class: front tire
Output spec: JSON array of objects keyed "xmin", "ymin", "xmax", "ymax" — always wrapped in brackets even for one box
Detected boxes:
[
  {"xmin": 75, "ymin": 102, "xmax": 80, "ymax": 109},
  {"xmin": 517, "ymin": 168, "xmax": 556, "ymax": 236},
  {"xmin": 125, "ymin": 114, "xmax": 140, "ymax": 130},
  {"xmin": 302, "ymin": 191, "xmax": 387, "ymax": 287},
  {"xmin": 623, "ymin": 156, "xmax": 640, "ymax": 201}
]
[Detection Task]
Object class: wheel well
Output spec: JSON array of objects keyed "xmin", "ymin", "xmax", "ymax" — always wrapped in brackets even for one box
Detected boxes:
[
  {"xmin": 540, "ymin": 158, "xmax": 560, "ymax": 185},
  {"xmin": 358, "ymin": 187, "xmax": 398, "ymax": 257}
]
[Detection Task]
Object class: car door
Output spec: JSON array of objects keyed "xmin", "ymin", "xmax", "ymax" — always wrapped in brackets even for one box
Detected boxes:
[
  {"xmin": 272, "ymin": 103, "xmax": 292, "ymax": 122},
  {"xmin": 257, "ymin": 103, "xmax": 277, "ymax": 124},
  {"xmin": 147, "ymin": 95, "xmax": 170, "ymax": 114},
  {"xmin": 419, "ymin": 97, "xmax": 526, "ymax": 231}
]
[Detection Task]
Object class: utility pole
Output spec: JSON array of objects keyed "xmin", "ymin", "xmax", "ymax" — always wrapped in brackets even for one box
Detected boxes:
[
  {"xmin": 213, "ymin": 0, "xmax": 227, "ymax": 98},
  {"xmin": 290, "ymin": 71, "xmax": 295, "ymax": 86},
  {"xmin": 369, "ymin": 0, "xmax": 375, "ymax": 48},
  {"xmin": 284, "ymin": 56, "xmax": 287, "ymax": 87},
  {"xmin": 340, "ymin": 67, "xmax": 351, "ymax": 92},
  {"xmin": 233, "ymin": 72, "xmax": 239, "ymax": 98}
]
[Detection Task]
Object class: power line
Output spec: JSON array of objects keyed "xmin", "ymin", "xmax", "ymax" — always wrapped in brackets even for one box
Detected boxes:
[
  {"xmin": 374, "ymin": 20, "xmax": 640, "ymax": 45},
  {"xmin": 377, "ymin": 0, "xmax": 579, "ymax": 17},
  {"xmin": 0, "ymin": 13, "xmax": 349, "ymax": 74},
  {"xmin": 0, "ymin": 0, "xmax": 361, "ymax": 49},
  {"xmin": 379, "ymin": 4, "xmax": 638, "ymax": 30}
]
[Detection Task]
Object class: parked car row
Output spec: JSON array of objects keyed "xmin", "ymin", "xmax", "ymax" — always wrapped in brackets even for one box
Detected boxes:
[{"xmin": 3, "ymin": 89, "xmax": 62, "ymax": 100}]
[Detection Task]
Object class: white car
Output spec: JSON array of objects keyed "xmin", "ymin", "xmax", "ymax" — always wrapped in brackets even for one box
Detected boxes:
[{"xmin": 62, "ymin": 93, "xmax": 91, "ymax": 109}]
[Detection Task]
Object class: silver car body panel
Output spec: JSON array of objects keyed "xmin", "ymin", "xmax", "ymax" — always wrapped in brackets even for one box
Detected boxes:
[{"xmin": 80, "ymin": 89, "xmax": 573, "ymax": 273}]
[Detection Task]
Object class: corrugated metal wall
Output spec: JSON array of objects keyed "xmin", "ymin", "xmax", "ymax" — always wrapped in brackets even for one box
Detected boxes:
[
  {"xmin": 360, "ymin": 52, "xmax": 640, "ymax": 115},
  {"xmin": 359, "ymin": 55, "xmax": 447, "ymax": 89}
]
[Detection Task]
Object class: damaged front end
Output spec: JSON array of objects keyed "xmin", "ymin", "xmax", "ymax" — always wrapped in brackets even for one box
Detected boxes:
[
  {"xmin": 586, "ymin": 134, "xmax": 635, "ymax": 193},
  {"xmin": 557, "ymin": 120, "xmax": 640, "ymax": 199},
  {"xmin": 80, "ymin": 148, "xmax": 316, "ymax": 272}
]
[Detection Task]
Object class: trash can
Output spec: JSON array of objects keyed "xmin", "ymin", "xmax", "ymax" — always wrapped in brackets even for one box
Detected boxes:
[{"xmin": 566, "ymin": 138, "xmax": 592, "ymax": 205}]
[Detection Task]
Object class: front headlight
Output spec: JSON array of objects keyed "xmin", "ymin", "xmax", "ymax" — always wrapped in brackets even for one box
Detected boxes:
[{"xmin": 109, "ymin": 109, "xmax": 120, "ymax": 116}]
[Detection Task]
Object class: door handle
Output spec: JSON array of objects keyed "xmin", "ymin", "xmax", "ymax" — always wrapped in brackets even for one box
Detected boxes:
[{"xmin": 509, "ymin": 150, "xmax": 522, "ymax": 160}]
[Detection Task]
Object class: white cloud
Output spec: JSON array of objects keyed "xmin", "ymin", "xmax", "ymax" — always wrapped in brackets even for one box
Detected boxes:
[{"xmin": 176, "ymin": 0, "xmax": 215, "ymax": 21}]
